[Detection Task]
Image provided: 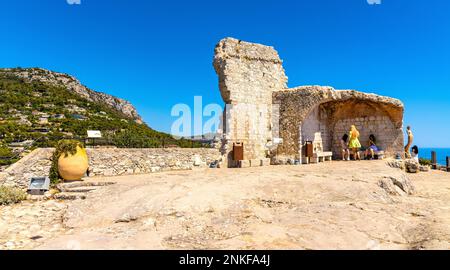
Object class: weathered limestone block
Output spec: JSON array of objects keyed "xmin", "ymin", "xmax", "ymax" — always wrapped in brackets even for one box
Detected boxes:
[
  {"xmin": 378, "ymin": 174, "xmax": 415, "ymax": 196},
  {"xmin": 239, "ymin": 160, "xmax": 251, "ymax": 168},
  {"xmin": 249, "ymin": 159, "xmax": 261, "ymax": 167},
  {"xmin": 261, "ymin": 158, "xmax": 271, "ymax": 166},
  {"xmin": 405, "ymin": 159, "xmax": 420, "ymax": 173}
]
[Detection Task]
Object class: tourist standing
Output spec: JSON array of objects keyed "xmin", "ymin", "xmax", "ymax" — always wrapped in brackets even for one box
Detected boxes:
[
  {"xmin": 405, "ymin": 126, "xmax": 414, "ymax": 158},
  {"xmin": 341, "ymin": 134, "xmax": 350, "ymax": 161},
  {"xmin": 411, "ymin": 145, "xmax": 419, "ymax": 163},
  {"xmin": 348, "ymin": 125, "xmax": 362, "ymax": 161}
]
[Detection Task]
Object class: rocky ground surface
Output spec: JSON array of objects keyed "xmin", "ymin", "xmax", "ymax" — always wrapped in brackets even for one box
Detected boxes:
[
  {"xmin": 0, "ymin": 200, "xmax": 67, "ymax": 249},
  {"xmin": 1, "ymin": 160, "xmax": 450, "ymax": 250}
]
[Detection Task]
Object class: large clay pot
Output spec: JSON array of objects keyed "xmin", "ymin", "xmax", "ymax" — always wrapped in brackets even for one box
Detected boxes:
[{"xmin": 58, "ymin": 146, "xmax": 89, "ymax": 181}]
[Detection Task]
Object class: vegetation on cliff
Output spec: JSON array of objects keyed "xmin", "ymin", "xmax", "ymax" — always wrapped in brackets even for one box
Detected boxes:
[{"xmin": 0, "ymin": 69, "xmax": 201, "ymax": 159}]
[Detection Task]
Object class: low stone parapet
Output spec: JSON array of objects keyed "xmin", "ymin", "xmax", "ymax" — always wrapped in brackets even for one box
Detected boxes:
[
  {"xmin": 0, "ymin": 148, "xmax": 221, "ymax": 189},
  {"xmin": 86, "ymin": 148, "xmax": 220, "ymax": 177},
  {"xmin": 0, "ymin": 148, "xmax": 53, "ymax": 189}
]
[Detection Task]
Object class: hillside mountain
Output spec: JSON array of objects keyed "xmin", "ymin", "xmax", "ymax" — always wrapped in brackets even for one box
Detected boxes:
[
  {"xmin": 0, "ymin": 68, "xmax": 200, "ymax": 159},
  {"xmin": 3, "ymin": 68, "xmax": 143, "ymax": 123}
]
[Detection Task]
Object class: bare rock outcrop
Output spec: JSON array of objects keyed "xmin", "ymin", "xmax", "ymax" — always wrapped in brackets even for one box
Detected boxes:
[
  {"xmin": 404, "ymin": 159, "xmax": 420, "ymax": 173},
  {"xmin": 387, "ymin": 159, "xmax": 426, "ymax": 174},
  {"xmin": 378, "ymin": 174, "xmax": 416, "ymax": 196}
]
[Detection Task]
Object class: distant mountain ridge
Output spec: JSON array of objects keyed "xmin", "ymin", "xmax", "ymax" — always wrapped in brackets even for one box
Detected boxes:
[{"xmin": 1, "ymin": 68, "xmax": 143, "ymax": 123}]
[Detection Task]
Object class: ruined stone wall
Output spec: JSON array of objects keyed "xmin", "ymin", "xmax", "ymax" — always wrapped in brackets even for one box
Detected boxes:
[
  {"xmin": 213, "ymin": 38, "xmax": 287, "ymax": 166},
  {"xmin": 273, "ymin": 86, "xmax": 404, "ymax": 159},
  {"xmin": 0, "ymin": 148, "xmax": 220, "ymax": 189}
]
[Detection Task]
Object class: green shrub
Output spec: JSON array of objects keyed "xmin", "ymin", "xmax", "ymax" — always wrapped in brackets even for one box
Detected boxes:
[
  {"xmin": 0, "ymin": 186, "xmax": 27, "ymax": 205},
  {"xmin": 0, "ymin": 158, "xmax": 19, "ymax": 166},
  {"xmin": 49, "ymin": 139, "xmax": 84, "ymax": 186},
  {"xmin": 0, "ymin": 144, "xmax": 18, "ymax": 166},
  {"xmin": 419, "ymin": 158, "xmax": 432, "ymax": 166},
  {"xmin": 0, "ymin": 144, "xmax": 13, "ymax": 157}
]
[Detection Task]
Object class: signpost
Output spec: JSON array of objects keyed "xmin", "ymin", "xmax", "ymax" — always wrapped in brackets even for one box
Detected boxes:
[
  {"xmin": 447, "ymin": 156, "xmax": 450, "ymax": 172},
  {"xmin": 87, "ymin": 130, "xmax": 102, "ymax": 138},
  {"xmin": 87, "ymin": 130, "xmax": 102, "ymax": 146}
]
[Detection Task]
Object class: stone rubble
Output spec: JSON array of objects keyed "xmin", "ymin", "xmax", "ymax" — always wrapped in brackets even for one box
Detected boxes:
[
  {"xmin": 387, "ymin": 159, "xmax": 429, "ymax": 174},
  {"xmin": 405, "ymin": 159, "xmax": 420, "ymax": 173},
  {"xmin": 378, "ymin": 175, "xmax": 416, "ymax": 196}
]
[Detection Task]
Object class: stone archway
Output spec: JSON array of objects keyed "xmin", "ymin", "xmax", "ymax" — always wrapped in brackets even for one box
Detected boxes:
[
  {"xmin": 301, "ymin": 99, "xmax": 404, "ymax": 158},
  {"xmin": 273, "ymin": 86, "xmax": 405, "ymax": 159}
]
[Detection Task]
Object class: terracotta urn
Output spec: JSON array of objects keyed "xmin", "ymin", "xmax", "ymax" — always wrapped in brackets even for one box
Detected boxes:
[{"xmin": 58, "ymin": 146, "xmax": 89, "ymax": 181}]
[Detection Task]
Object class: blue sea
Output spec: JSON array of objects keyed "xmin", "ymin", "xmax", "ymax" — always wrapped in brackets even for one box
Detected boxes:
[{"xmin": 420, "ymin": 148, "xmax": 450, "ymax": 166}]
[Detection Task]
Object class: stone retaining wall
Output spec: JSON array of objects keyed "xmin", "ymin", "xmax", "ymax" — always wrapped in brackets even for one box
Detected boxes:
[
  {"xmin": 0, "ymin": 148, "xmax": 221, "ymax": 189},
  {"xmin": 0, "ymin": 148, "xmax": 53, "ymax": 189},
  {"xmin": 86, "ymin": 148, "xmax": 220, "ymax": 177}
]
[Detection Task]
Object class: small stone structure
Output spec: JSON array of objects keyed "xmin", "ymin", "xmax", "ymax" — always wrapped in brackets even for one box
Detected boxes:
[
  {"xmin": 0, "ymin": 148, "xmax": 220, "ymax": 189},
  {"xmin": 214, "ymin": 38, "xmax": 404, "ymax": 166}
]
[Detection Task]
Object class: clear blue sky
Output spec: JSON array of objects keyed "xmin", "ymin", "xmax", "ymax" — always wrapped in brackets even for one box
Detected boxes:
[{"xmin": 1, "ymin": 0, "xmax": 449, "ymax": 147}]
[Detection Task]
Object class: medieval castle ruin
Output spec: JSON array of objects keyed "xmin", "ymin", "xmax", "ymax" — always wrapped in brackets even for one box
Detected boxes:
[
  {"xmin": 0, "ymin": 38, "xmax": 406, "ymax": 188},
  {"xmin": 214, "ymin": 38, "xmax": 404, "ymax": 167}
]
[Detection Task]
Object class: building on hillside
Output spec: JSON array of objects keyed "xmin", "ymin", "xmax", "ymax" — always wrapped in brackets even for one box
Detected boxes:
[
  {"xmin": 38, "ymin": 117, "xmax": 49, "ymax": 125},
  {"xmin": 53, "ymin": 114, "xmax": 66, "ymax": 119},
  {"xmin": 71, "ymin": 114, "xmax": 87, "ymax": 121}
]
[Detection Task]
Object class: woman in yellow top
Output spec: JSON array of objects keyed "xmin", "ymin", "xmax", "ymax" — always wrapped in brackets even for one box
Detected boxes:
[{"xmin": 348, "ymin": 125, "xmax": 362, "ymax": 161}]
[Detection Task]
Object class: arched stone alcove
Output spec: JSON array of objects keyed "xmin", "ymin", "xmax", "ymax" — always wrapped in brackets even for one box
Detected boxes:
[
  {"xmin": 301, "ymin": 99, "xmax": 404, "ymax": 158},
  {"xmin": 273, "ymin": 86, "xmax": 404, "ymax": 159}
]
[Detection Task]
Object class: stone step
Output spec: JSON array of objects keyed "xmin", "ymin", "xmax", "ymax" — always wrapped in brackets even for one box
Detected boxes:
[
  {"xmin": 57, "ymin": 181, "xmax": 115, "ymax": 192},
  {"xmin": 63, "ymin": 186, "xmax": 98, "ymax": 193},
  {"xmin": 53, "ymin": 192, "xmax": 87, "ymax": 201}
]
